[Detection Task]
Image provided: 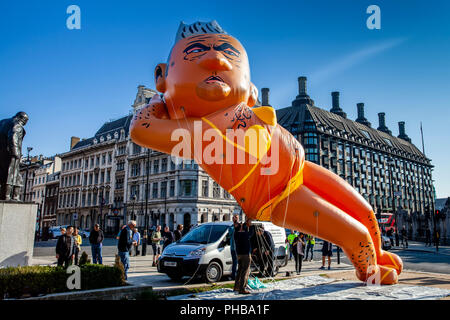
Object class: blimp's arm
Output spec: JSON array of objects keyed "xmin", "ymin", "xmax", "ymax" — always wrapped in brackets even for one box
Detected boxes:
[{"xmin": 130, "ymin": 95, "xmax": 196, "ymax": 159}]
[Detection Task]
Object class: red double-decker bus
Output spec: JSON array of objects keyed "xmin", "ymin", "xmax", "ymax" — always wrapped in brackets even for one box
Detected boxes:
[{"xmin": 377, "ymin": 213, "xmax": 396, "ymax": 233}]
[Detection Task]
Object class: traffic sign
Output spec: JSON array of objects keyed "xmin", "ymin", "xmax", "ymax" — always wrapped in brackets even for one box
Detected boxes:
[{"xmin": 73, "ymin": 213, "xmax": 78, "ymax": 220}]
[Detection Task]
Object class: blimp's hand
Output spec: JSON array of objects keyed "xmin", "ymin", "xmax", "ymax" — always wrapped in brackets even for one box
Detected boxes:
[{"xmin": 134, "ymin": 94, "xmax": 169, "ymax": 126}]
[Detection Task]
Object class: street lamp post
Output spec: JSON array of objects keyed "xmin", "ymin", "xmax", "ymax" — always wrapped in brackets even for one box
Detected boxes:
[
  {"xmin": 131, "ymin": 194, "xmax": 137, "ymax": 220},
  {"xmin": 23, "ymin": 147, "xmax": 33, "ymax": 201},
  {"xmin": 142, "ymin": 148, "xmax": 150, "ymax": 256}
]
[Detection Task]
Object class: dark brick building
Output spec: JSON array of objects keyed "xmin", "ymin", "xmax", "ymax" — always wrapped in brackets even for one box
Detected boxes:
[{"xmin": 269, "ymin": 76, "xmax": 434, "ymax": 240}]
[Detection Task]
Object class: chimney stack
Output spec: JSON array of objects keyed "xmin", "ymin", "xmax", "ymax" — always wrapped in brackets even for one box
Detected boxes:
[
  {"xmin": 291, "ymin": 76, "xmax": 314, "ymax": 106},
  {"xmin": 355, "ymin": 103, "xmax": 371, "ymax": 127},
  {"xmin": 377, "ymin": 112, "xmax": 392, "ymax": 135},
  {"xmin": 261, "ymin": 88, "xmax": 271, "ymax": 106},
  {"xmin": 298, "ymin": 76, "xmax": 307, "ymax": 96},
  {"xmin": 330, "ymin": 91, "xmax": 347, "ymax": 119},
  {"xmin": 70, "ymin": 136, "xmax": 80, "ymax": 150},
  {"xmin": 398, "ymin": 121, "xmax": 411, "ymax": 142}
]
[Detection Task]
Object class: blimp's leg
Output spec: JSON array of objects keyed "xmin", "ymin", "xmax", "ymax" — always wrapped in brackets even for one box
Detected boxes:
[
  {"xmin": 271, "ymin": 184, "xmax": 398, "ymax": 285},
  {"xmin": 301, "ymin": 161, "xmax": 403, "ymax": 276}
]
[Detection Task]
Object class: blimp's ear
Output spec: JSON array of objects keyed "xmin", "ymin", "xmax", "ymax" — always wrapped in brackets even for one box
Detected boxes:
[
  {"xmin": 154, "ymin": 63, "xmax": 167, "ymax": 93},
  {"xmin": 247, "ymin": 82, "xmax": 258, "ymax": 107}
]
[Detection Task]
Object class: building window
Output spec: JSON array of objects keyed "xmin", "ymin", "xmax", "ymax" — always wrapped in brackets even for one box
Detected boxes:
[
  {"xmin": 153, "ymin": 160, "xmax": 159, "ymax": 174},
  {"xmin": 161, "ymin": 181, "xmax": 167, "ymax": 198},
  {"xmin": 213, "ymin": 182, "xmax": 221, "ymax": 198},
  {"xmin": 117, "ymin": 161, "xmax": 125, "ymax": 171},
  {"xmin": 161, "ymin": 158, "xmax": 168, "ymax": 172},
  {"xmin": 132, "ymin": 143, "xmax": 141, "ymax": 155},
  {"xmin": 180, "ymin": 180, "xmax": 196, "ymax": 197},
  {"xmin": 131, "ymin": 163, "xmax": 140, "ymax": 177},
  {"xmin": 169, "ymin": 180, "xmax": 175, "ymax": 197},
  {"xmin": 130, "ymin": 185, "xmax": 140, "ymax": 200},
  {"xmin": 303, "ymin": 132, "xmax": 318, "ymax": 146},
  {"xmin": 152, "ymin": 182, "xmax": 158, "ymax": 198},
  {"xmin": 202, "ymin": 180, "xmax": 209, "ymax": 197}
]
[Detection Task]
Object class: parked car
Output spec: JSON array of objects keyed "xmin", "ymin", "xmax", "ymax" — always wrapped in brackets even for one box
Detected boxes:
[
  {"xmin": 157, "ymin": 221, "xmax": 287, "ymax": 283},
  {"xmin": 48, "ymin": 225, "xmax": 68, "ymax": 239},
  {"xmin": 79, "ymin": 229, "xmax": 90, "ymax": 239},
  {"xmin": 381, "ymin": 235, "xmax": 392, "ymax": 250}
]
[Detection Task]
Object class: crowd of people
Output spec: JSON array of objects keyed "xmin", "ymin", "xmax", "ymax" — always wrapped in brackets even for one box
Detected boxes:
[
  {"xmin": 54, "ymin": 218, "xmax": 439, "ymax": 287},
  {"xmin": 55, "ymin": 223, "xmax": 105, "ymax": 268}
]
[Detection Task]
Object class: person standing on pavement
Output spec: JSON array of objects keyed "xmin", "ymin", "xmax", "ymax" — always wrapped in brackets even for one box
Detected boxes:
[
  {"xmin": 56, "ymin": 225, "xmax": 76, "ymax": 268},
  {"xmin": 132, "ymin": 228, "xmax": 141, "ymax": 256},
  {"xmin": 304, "ymin": 234, "xmax": 315, "ymax": 261},
  {"xmin": 234, "ymin": 218, "xmax": 254, "ymax": 294},
  {"xmin": 293, "ymin": 233, "xmax": 305, "ymax": 274},
  {"xmin": 287, "ymin": 231, "xmax": 297, "ymax": 261},
  {"xmin": 162, "ymin": 226, "xmax": 175, "ymax": 251},
  {"xmin": 425, "ymin": 227, "xmax": 431, "ymax": 247},
  {"xmin": 174, "ymin": 224, "xmax": 183, "ymax": 241},
  {"xmin": 117, "ymin": 220, "xmax": 137, "ymax": 280},
  {"xmin": 401, "ymin": 226, "xmax": 408, "ymax": 248},
  {"xmin": 151, "ymin": 225, "xmax": 162, "ymax": 266},
  {"xmin": 229, "ymin": 214, "xmax": 239, "ymax": 280},
  {"xmin": 320, "ymin": 240, "xmax": 333, "ymax": 270},
  {"xmin": 73, "ymin": 227, "xmax": 82, "ymax": 265},
  {"xmin": 89, "ymin": 223, "xmax": 104, "ymax": 264}
]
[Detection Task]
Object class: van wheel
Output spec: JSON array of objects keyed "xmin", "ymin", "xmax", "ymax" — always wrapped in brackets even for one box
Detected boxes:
[{"xmin": 204, "ymin": 262, "xmax": 222, "ymax": 283}]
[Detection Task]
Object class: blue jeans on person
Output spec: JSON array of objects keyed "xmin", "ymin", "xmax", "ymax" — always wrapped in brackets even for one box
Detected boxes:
[
  {"xmin": 118, "ymin": 251, "xmax": 130, "ymax": 280},
  {"xmin": 231, "ymin": 249, "xmax": 238, "ymax": 280},
  {"xmin": 91, "ymin": 244, "xmax": 103, "ymax": 264}
]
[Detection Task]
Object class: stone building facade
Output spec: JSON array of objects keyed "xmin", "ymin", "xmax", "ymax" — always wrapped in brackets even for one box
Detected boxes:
[
  {"xmin": 19, "ymin": 156, "xmax": 61, "ymax": 231},
  {"xmin": 272, "ymin": 76, "xmax": 434, "ymax": 240}
]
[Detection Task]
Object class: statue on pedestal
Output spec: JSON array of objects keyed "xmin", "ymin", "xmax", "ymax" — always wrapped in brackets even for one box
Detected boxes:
[{"xmin": 0, "ymin": 112, "xmax": 29, "ymax": 201}]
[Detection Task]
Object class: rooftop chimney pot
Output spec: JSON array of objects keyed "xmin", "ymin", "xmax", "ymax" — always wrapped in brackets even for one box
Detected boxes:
[{"xmin": 261, "ymin": 88, "xmax": 270, "ymax": 106}]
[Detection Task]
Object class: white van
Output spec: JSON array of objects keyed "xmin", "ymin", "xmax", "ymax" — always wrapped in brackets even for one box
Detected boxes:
[{"xmin": 157, "ymin": 221, "xmax": 287, "ymax": 283}]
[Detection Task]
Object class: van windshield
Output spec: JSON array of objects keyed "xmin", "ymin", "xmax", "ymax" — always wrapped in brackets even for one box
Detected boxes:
[{"xmin": 179, "ymin": 224, "xmax": 229, "ymax": 244}]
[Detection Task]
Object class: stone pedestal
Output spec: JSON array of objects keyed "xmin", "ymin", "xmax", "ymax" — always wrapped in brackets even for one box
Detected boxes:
[{"xmin": 0, "ymin": 201, "xmax": 38, "ymax": 267}]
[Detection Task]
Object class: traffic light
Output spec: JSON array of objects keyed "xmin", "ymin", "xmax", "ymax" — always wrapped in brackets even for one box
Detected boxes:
[{"xmin": 435, "ymin": 210, "xmax": 440, "ymax": 219}]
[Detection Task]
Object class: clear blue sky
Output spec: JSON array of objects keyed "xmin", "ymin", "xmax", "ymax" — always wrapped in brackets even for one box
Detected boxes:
[{"xmin": 1, "ymin": 1, "xmax": 449, "ymax": 197}]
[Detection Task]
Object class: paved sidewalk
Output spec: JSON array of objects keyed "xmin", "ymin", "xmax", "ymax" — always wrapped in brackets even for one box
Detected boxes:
[
  {"xmin": 32, "ymin": 253, "xmax": 354, "ymax": 288},
  {"xmin": 390, "ymin": 240, "xmax": 450, "ymax": 256}
]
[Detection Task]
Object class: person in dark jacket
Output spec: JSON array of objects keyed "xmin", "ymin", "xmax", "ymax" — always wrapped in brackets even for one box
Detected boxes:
[
  {"xmin": 118, "ymin": 220, "xmax": 137, "ymax": 280},
  {"xmin": 292, "ymin": 233, "xmax": 305, "ymax": 274},
  {"xmin": 253, "ymin": 226, "xmax": 276, "ymax": 276},
  {"xmin": 162, "ymin": 226, "xmax": 175, "ymax": 251},
  {"xmin": 56, "ymin": 226, "xmax": 76, "ymax": 268},
  {"xmin": 89, "ymin": 223, "xmax": 104, "ymax": 264},
  {"xmin": 233, "ymin": 218, "xmax": 253, "ymax": 294},
  {"xmin": 174, "ymin": 224, "xmax": 183, "ymax": 241},
  {"xmin": 425, "ymin": 227, "xmax": 432, "ymax": 247},
  {"xmin": 229, "ymin": 214, "xmax": 240, "ymax": 280}
]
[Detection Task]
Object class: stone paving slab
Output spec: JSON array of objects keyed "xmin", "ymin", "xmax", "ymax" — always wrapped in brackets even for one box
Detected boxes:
[{"xmin": 168, "ymin": 275, "xmax": 450, "ymax": 300}]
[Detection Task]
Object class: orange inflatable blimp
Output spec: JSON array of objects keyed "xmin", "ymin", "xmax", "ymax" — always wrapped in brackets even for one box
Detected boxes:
[{"xmin": 130, "ymin": 21, "xmax": 403, "ymax": 285}]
